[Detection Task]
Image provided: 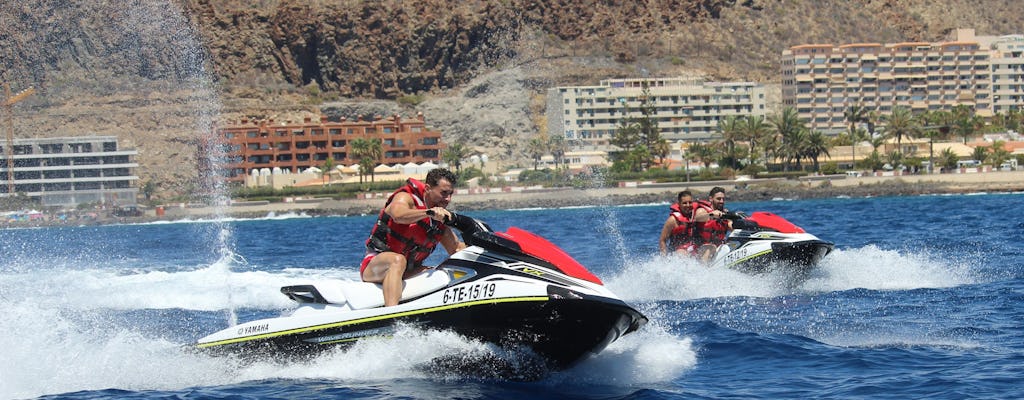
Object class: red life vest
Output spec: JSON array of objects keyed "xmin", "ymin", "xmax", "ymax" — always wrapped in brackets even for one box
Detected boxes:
[
  {"xmin": 668, "ymin": 203, "xmax": 699, "ymax": 253},
  {"xmin": 366, "ymin": 178, "xmax": 446, "ymax": 267},
  {"xmin": 695, "ymin": 200, "xmax": 729, "ymax": 245}
]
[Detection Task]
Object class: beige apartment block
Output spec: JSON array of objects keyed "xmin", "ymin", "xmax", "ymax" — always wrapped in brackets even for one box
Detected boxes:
[
  {"xmin": 780, "ymin": 28, "xmax": 1024, "ymax": 135},
  {"xmin": 547, "ymin": 77, "xmax": 767, "ymax": 149}
]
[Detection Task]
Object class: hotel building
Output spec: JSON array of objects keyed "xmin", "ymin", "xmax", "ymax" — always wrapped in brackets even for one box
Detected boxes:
[
  {"xmin": 547, "ymin": 77, "xmax": 767, "ymax": 147},
  {"xmin": 781, "ymin": 28, "xmax": 1024, "ymax": 135},
  {"xmin": 217, "ymin": 114, "xmax": 444, "ymax": 184},
  {"xmin": 0, "ymin": 136, "xmax": 139, "ymax": 207}
]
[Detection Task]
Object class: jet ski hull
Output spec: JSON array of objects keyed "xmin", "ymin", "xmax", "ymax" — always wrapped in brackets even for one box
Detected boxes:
[
  {"xmin": 725, "ymin": 239, "xmax": 834, "ymax": 274},
  {"xmin": 198, "ymin": 292, "xmax": 643, "ymax": 369}
]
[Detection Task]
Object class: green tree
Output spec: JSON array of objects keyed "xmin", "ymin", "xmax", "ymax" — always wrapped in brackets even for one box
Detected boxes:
[
  {"xmin": 767, "ymin": 107, "xmax": 806, "ymax": 171},
  {"xmin": 864, "ymin": 150, "xmax": 885, "ymax": 171},
  {"xmin": 846, "ymin": 127, "xmax": 868, "ymax": 169},
  {"xmin": 989, "ymin": 140, "xmax": 1013, "ymax": 167},
  {"xmin": 320, "ymin": 157, "xmax": 335, "ymax": 186},
  {"xmin": 141, "ymin": 180, "xmax": 157, "ymax": 202},
  {"xmin": 919, "ymin": 110, "xmax": 952, "ymax": 173},
  {"xmin": 739, "ymin": 115, "xmax": 769, "ymax": 166},
  {"xmin": 350, "ymin": 138, "xmax": 382, "ymax": 184},
  {"xmin": 653, "ymin": 139, "xmax": 671, "ymax": 167},
  {"xmin": 804, "ymin": 130, "xmax": 831, "ymax": 172},
  {"xmin": 636, "ymin": 83, "xmax": 662, "ymax": 170},
  {"xmin": 939, "ymin": 148, "xmax": 959, "ymax": 171},
  {"xmin": 548, "ymin": 135, "xmax": 567, "ymax": 170},
  {"xmin": 882, "ymin": 106, "xmax": 919, "ymax": 149},
  {"xmin": 443, "ymin": 142, "xmax": 471, "ymax": 174},
  {"xmin": 716, "ymin": 115, "xmax": 744, "ymax": 169},
  {"xmin": 526, "ymin": 137, "xmax": 548, "ymax": 170},
  {"xmin": 689, "ymin": 142, "xmax": 718, "ymax": 169},
  {"xmin": 843, "ymin": 104, "xmax": 871, "ymax": 167},
  {"xmin": 971, "ymin": 145, "xmax": 989, "ymax": 164},
  {"xmin": 951, "ymin": 104, "xmax": 983, "ymax": 144}
]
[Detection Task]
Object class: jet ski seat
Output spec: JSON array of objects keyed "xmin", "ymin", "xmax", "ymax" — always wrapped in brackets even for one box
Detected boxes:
[{"xmin": 281, "ymin": 268, "xmax": 454, "ymax": 310}]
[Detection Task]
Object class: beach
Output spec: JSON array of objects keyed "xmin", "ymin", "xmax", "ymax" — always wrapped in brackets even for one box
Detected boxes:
[{"xmin": 166, "ymin": 169, "xmax": 1024, "ymax": 220}]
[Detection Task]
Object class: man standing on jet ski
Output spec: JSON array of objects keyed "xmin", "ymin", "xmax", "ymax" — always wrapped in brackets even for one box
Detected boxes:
[
  {"xmin": 361, "ymin": 168, "xmax": 466, "ymax": 306},
  {"xmin": 693, "ymin": 186, "xmax": 732, "ymax": 262},
  {"xmin": 658, "ymin": 190, "xmax": 699, "ymax": 255}
]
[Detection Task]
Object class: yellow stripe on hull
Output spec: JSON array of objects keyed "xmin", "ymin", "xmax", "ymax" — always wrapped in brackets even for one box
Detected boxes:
[{"xmin": 197, "ymin": 296, "xmax": 550, "ymax": 348}]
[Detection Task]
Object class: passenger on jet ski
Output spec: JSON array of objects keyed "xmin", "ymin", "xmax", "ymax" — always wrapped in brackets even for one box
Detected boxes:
[
  {"xmin": 659, "ymin": 190, "xmax": 700, "ymax": 255},
  {"xmin": 693, "ymin": 186, "xmax": 732, "ymax": 262},
  {"xmin": 362, "ymin": 168, "xmax": 467, "ymax": 306}
]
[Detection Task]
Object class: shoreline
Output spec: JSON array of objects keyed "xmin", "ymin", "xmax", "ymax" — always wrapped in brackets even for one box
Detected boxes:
[{"xmin": 5, "ymin": 170, "xmax": 1024, "ymax": 227}]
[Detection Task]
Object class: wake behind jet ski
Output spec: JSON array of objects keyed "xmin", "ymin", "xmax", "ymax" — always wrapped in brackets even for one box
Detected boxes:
[
  {"xmin": 196, "ymin": 213, "xmax": 647, "ymax": 371},
  {"xmin": 706, "ymin": 211, "xmax": 834, "ymax": 275}
]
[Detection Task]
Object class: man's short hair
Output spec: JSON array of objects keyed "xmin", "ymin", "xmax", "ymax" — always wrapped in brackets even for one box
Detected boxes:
[
  {"xmin": 709, "ymin": 186, "xmax": 726, "ymax": 198},
  {"xmin": 426, "ymin": 168, "xmax": 457, "ymax": 187},
  {"xmin": 677, "ymin": 190, "xmax": 692, "ymax": 201}
]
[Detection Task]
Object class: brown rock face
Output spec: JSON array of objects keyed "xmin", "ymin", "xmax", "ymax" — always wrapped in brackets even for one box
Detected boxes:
[{"xmin": 1, "ymin": 0, "xmax": 1021, "ymax": 200}]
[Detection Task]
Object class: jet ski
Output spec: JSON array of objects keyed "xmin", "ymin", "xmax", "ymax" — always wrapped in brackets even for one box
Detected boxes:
[
  {"xmin": 196, "ymin": 213, "xmax": 647, "ymax": 370},
  {"xmin": 707, "ymin": 211, "xmax": 833, "ymax": 275}
]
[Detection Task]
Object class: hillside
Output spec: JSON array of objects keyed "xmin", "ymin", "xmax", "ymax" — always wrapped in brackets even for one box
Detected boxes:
[{"xmin": 1, "ymin": 0, "xmax": 1021, "ymax": 199}]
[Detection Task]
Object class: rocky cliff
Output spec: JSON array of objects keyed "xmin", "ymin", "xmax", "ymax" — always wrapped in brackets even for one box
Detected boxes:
[{"xmin": 1, "ymin": 0, "xmax": 1020, "ymax": 199}]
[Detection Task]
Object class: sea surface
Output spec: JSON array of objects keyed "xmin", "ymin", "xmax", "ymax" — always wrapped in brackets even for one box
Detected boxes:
[{"xmin": 2, "ymin": 192, "xmax": 1022, "ymax": 399}]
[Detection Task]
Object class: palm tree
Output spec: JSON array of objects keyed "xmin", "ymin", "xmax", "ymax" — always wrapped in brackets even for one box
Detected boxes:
[
  {"xmin": 689, "ymin": 142, "xmax": 718, "ymax": 169},
  {"xmin": 939, "ymin": 148, "xmax": 959, "ymax": 171},
  {"xmin": 919, "ymin": 110, "xmax": 952, "ymax": 174},
  {"xmin": 525, "ymin": 137, "xmax": 548, "ymax": 170},
  {"xmin": 350, "ymin": 138, "xmax": 383, "ymax": 184},
  {"xmin": 847, "ymin": 127, "xmax": 867, "ymax": 169},
  {"xmin": 989, "ymin": 140, "xmax": 1013, "ymax": 167},
  {"xmin": 717, "ymin": 115, "xmax": 743, "ymax": 169},
  {"xmin": 783, "ymin": 128, "xmax": 810, "ymax": 171},
  {"xmin": 739, "ymin": 115, "xmax": 769, "ymax": 167},
  {"xmin": 653, "ymin": 139, "xmax": 671, "ymax": 167},
  {"xmin": 767, "ymin": 107, "xmax": 806, "ymax": 171},
  {"xmin": 320, "ymin": 157, "xmax": 335, "ymax": 186},
  {"xmin": 803, "ymin": 130, "xmax": 831, "ymax": 172},
  {"xmin": 951, "ymin": 104, "xmax": 983, "ymax": 144},
  {"xmin": 548, "ymin": 135, "xmax": 567, "ymax": 170},
  {"xmin": 443, "ymin": 142, "xmax": 471, "ymax": 175},
  {"xmin": 844, "ymin": 104, "xmax": 869, "ymax": 135},
  {"xmin": 971, "ymin": 146, "xmax": 989, "ymax": 165},
  {"xmin": 882, "ymin": 106, "xmax": 919, "ymax": 151}
]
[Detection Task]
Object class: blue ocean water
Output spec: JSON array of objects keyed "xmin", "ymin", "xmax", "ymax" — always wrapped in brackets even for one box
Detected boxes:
[{"xmin": 2, "ymin": 193, "xmax": 1022, "ymax": 399}]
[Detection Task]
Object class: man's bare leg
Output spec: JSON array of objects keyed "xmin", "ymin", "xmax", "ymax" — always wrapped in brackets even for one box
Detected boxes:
[{"xmin": 361, "ymin": 252, "xmax": 408, "ymax": 306}]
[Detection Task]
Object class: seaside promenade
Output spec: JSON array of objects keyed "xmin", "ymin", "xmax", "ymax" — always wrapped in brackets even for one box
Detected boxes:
[{"xmin": 166, "ymin": 169, "xmax": 1024, "ymax": 219}]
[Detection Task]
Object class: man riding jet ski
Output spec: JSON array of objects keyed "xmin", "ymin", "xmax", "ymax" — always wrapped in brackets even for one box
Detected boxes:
[
  {"xmin": 705, "ymin": 211, "xmax": 834, "ymax": 275},
  {"xmin": 196, "ymin": 213, "xmax": 648, "ymax": 371}
]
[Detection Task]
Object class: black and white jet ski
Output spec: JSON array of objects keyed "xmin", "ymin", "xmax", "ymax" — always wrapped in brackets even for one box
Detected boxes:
[
  {"xmin": 196, "ymin": 213, "xmax": 647, "ymax": 370},
  {"xmin": 708, "ymin": 211, "xmax": 834, "ymax": 274}
]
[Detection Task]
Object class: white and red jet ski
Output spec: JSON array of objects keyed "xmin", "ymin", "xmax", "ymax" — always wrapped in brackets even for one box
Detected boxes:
[
  {"xmin": 708, "ymin": 211, "xmax": 834, "ymax": 275},
  {"xmin": 196, "ymin": 213, "xmax": 647, "ymax": 371}
]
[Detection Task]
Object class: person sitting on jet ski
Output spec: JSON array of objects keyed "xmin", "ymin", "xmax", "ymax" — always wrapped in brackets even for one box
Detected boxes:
[
  {"xmin": 658, "ymin": 190, "xmax": 700, "ymax": 255},
  {"xmin": 362, "ymin": 168, "xmax": 466, "ymax": 307},
  {"xmin": 693, "ymin": 186, "xmax": 732, "ymax": 262}
]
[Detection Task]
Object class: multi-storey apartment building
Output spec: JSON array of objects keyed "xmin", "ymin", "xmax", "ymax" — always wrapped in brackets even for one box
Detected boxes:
[
  {"xmin": 217, "ymin": 114, "xmax": 444, "ymax": 183},
  {"xmin": 986, "ymin": 34, "xmax": 1024, "ymax": 115},
  {"xmin": 780, "ymin": 28, "xmax": 1024, "ymax": 135},
  {"xmin": 547, "ymin": 77, "xmax": 767, "ymax": 148},
  {"xmin": 0, "ymin": 136, "xmax": 139, "ymax": 207}
]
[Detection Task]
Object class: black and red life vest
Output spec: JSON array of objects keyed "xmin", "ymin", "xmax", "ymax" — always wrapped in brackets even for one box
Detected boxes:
[
  {"xmin": 668, "ymin": 202, "xmax": 699, "ymax": 252},
  {"xmin": 365, "ymin": 178, "xmax": 446, "ymax": 267},
  {"xmin": 695, "ymin": 200, "xmax": 730, "ymax": 245}
]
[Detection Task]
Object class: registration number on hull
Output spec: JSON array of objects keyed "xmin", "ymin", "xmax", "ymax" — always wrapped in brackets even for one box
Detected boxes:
[{"xmin": 442, "ymin": 283, "xmax": 497, "ymax": 304}]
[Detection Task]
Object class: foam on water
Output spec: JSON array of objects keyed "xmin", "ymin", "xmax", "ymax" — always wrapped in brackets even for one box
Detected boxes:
[{"xmin": 605, "ymin": 244, "xmax": 978, "ymax": 302}]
